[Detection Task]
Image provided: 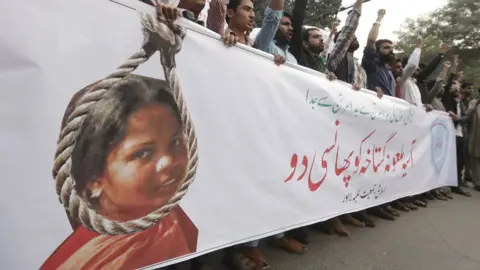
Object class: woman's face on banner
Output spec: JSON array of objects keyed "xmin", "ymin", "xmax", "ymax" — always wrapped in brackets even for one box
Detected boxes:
[{"xmin": 96, "ymin": 104, "xmax": 188, "ymax": 219}]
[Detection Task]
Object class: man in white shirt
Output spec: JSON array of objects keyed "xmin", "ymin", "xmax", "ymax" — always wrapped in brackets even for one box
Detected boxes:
[{"xmin": 392, "ymin": 36, "xmax": 423, "ymax": 106}]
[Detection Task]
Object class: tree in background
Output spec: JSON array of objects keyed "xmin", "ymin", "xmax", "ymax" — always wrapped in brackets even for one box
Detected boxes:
[
  {"xmin": 395, "ymin": 0, "xmax": 480, "ymax": 86},
  {"xmin": 253, "ymin": 0, "xmax": 342, "ymax": 29}
]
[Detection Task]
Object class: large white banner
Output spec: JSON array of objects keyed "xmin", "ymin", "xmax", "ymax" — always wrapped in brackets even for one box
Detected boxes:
[{"xmin": 0, "ymin": 0, "xmax": 456, "ymax": 269}]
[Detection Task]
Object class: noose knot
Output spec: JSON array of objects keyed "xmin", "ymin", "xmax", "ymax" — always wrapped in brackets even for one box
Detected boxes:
[{"xmin": 141, "ymin": 13, "xmax": 185, "ymax": 60}]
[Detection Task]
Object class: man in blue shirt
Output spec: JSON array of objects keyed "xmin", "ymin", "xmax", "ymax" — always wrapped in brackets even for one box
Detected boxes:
[
  {"xmin": 253, "ymin": 4, "xmax": 298, "ymax": 63},
  {"xmin": 361, "ymin": 9, "xmax": 396, "ymax": 96}
]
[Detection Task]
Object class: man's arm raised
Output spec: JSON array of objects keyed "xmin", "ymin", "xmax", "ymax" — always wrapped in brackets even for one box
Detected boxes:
[
  {"xmin": 416, "ymin": 43, "xmax": 451, "ymax": 82},
  {"xmin": 397, "ymin": 36, "xmax": 423, "ymax": 86},
  {"xmin": 442, "ymin": 55, "xmax": 460, "ymax": 112},
  {"xmin": 326, "ymin": 0, "xmax": 363, "ymax": 73},
  {"xmin": 362, "ymin": 9, "xmax": 385, "ymax": 73},
  {"xmin": 289, "ymin": 0, "xmax": 308, "ymax": 59},
  {"xmin": 254, "ymin": 0, "xmax": 285, "ymax": 52},
  {"xmin": 425, "ymin": 61, "xmax": 450, "ymax": 104}
]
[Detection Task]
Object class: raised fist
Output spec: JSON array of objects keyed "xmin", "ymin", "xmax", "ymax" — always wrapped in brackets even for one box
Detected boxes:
[
  {"xmin": 439, "ymin": 43, "xmax": 451, "ymax": 53},
  {"xmin": 443, "ymin": 61, "xmax": 451, "ymax": 68},
  {"xmin": 377, "ymin": 9, "xmax": 386, "ymax": 19},
  {"xmin": 415, "ymin": 35, "xmax": 424, "ymax": 46}
]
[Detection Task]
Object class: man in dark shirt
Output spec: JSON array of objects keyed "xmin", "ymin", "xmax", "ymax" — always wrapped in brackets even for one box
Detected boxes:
[
  {"xmin": 362, "ymin": 39, "xmax": 396, "ymax": 96},
  {"xmin": 415, "ymin": 44, "xmax": 451, "ymax": 103},
  {"xmin": 326, "ymin": 0, "xmax": 362, "ymax": 86},
  {"xmin": 289, "ymin": 0, "xmax": 335, "ymax": 79},
  {"xmin": 361, "ymin": 9, "xmax": 396, "ymax": 96},
  {"xmin": 330, "ymin": 32, "xmax": 360, "ymax": 85}
]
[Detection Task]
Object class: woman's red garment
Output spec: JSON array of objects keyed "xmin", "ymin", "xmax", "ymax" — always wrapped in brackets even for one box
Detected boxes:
[{"xmin": 41, "ymin": 206, "xmax": 197, "ymax": 270}]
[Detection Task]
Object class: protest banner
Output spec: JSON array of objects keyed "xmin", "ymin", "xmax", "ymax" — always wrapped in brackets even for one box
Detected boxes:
[{"xmin": 0, "ymin": 0, "xmax": 457, "ymax": 269}]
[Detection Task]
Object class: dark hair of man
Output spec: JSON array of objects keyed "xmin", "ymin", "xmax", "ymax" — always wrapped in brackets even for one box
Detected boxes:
[
  {"xmin": 226, "ymin": 0, "xmax": 250, "ymax": 23},
  {"xmin": 274, "ymin": 12, "xmax": 293, "ymax": 44},
  {"xmin": 302, "ymin": 28, "xmax": 319, "ymax": 43},
  {"xmin": 65, "ymin": 75, "xmax": 181, "ymax": 202},
  {"xmin": 375, "ymin": 39, "xmax": 393, "ymax": 50},
  {"xmin": 419, "ymin": 63, "xmax": 426, "ymax": 69},
  {"xmin": 227, "ymin": 0, "xmax": 243, "ymax": 12}
]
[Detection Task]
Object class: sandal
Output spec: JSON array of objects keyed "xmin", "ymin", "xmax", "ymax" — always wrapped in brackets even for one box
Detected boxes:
[
  {"xmin": 352, "ymin": 211, "xmax": 376, "ymax": 228},
  {"xmin": 405, "ymin": 202, "xmax": 418, "ymax": 210},
  {"xmin": 330, "ymin": 217, "xmax": 350, "ymax": 236},
  {"xmin": 241, "ymin": 247, "xmax": 270, "ymax": 270},
  {"xmin": 286, "ymin": 228, "xmax": 309, "ymax": 245},
  {"xmin": 385, "ymin": 205, "xmax": 401, "ymax": 216},
  {"xmin": 223, "ymin": 250, "xmax": 259, "ymax": 270},
  {"xmin": 268, "ymin": 236, "xmax": 308, "ymax": 254},
  {"xmin": 342, "ymin": 214, "xmax": 365, "ymax": 227},
  {"xmin": 439, "ymin": 189, "xmax": 454, "ymax": 199},
  {"xmin": 433, "ymin": 190, "xmax": 448, "ymax": 201},
  {"xmin": 391, "ymin": 200, "xmax": 410, "ymax": 212},
  {"xmin": 413, "ymin": 199, "xmax": 427, "ymax": 207}
]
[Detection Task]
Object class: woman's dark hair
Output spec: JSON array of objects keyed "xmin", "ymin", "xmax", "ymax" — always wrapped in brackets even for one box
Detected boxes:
[{"xmin": 64, "ymin": 75, "xmax": 182, "ymax": 202}]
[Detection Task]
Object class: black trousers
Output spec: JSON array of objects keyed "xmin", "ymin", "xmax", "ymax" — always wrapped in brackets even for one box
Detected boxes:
[{"xmin": 456, "ymin": 136, "xmax": 465, "ymax": 185}]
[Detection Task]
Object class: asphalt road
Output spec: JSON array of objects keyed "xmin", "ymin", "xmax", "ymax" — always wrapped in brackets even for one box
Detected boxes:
[{"xmin": 168, "ymin": 188, "xmax": 480, "ymax": 270}]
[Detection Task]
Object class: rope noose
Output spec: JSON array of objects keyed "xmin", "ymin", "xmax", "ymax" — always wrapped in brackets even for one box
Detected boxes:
[{"xmin": 52, "ymin": 13, "xmax": 198, "ymax": 235}]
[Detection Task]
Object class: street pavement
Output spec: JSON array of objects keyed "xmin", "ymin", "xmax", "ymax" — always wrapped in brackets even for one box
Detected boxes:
[{"xmin": 168, "ymin": 189, "xmax": 480, "ymax": 270}]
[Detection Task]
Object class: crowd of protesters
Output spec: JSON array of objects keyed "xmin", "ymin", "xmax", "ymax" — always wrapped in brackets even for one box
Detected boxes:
[{"xmin": 140, "ymin": 0, "xmax": 480, "ymax": 269}]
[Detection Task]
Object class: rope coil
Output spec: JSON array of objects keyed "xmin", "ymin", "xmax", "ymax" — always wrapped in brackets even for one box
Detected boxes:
[{"xmin": 52, "ymin": 13, "xmax": 198, "ymax": 235}]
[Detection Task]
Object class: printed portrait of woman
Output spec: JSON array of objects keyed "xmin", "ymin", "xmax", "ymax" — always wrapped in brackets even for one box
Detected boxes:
[{"xmin": 42, "ymin": 74, "xmax": 198, "ymax": 270}]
